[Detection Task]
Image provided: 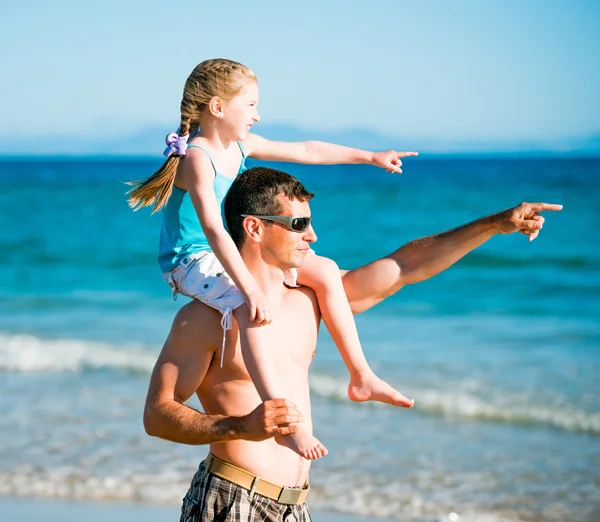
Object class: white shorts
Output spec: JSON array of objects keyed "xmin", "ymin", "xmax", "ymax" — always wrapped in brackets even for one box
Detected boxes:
[{"xmin": 163, "ymin": 252, "xmax": 244, "ymax": 316}]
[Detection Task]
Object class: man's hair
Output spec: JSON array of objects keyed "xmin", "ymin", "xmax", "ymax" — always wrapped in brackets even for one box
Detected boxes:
[{"xmin": 224, "ymin": 166, "xmax": 315, "ymax": 248}]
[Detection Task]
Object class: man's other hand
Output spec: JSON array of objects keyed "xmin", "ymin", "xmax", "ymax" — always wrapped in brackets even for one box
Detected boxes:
[{"xmin": 239, "ymin": 399, "xmax": 303, "ymax": 441}]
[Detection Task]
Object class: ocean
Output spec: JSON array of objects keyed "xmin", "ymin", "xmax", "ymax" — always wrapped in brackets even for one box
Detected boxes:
[{"xmin": 0, "ymin": 156, "xmax": 598, "ymax": 521}]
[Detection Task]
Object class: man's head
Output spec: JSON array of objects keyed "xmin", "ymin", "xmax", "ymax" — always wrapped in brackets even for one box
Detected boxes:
[{"xmin": 224, "ymin": 166, "xmax": 316, "ymax": 269}]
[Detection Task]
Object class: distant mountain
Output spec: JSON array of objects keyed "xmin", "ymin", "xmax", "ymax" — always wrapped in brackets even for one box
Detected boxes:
[{"xmin": 1, "ymin": 123, "xmax": 599, "ymax": 157}]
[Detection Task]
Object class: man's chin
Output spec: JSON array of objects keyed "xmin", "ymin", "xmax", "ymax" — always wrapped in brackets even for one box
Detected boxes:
[
  {"xmin": 283, "ymin": 256, "xmax": 306, "ymax": 272},
  {"xmin": 294, "ymin": 250, "xmax": 312, "ymax": 266}
]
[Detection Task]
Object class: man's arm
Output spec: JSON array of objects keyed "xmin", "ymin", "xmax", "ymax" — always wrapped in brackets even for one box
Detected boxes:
[
  {"xmin": 143, "ymin": 300, "xmax": 302, "ymax": 445},
  {"xmin": 342, "ymin": 202, "xmax": 563, "ymax": 314}
]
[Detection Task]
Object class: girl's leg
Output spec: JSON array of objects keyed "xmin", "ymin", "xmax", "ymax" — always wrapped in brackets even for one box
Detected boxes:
[
  {"xmin": 235, "ymin": 307, "xmax": 328, "ymax": 460},
  {"xmin": 296, "ymin": 255, "xmax": 414, "ymax": 408}
]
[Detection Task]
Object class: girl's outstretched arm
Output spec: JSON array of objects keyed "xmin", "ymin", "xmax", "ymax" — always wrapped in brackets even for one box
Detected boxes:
[
  {"xmin": 182, "ymin": 149, "xmax": 269, "ymax": 323},
  {"xmin": 244, "ymin": 133, "xmax": 417, "ymax": 174}
]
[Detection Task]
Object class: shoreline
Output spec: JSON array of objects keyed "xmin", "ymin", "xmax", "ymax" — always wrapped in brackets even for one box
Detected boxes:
[{"xmin": 0, "ymin": 495, "xmax": 388, "ymax": 522}]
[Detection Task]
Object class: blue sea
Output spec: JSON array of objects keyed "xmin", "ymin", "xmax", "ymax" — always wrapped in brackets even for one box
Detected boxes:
[{"xmin": 0, "ymin": 156, "xmax": 598, "ymax": 521}]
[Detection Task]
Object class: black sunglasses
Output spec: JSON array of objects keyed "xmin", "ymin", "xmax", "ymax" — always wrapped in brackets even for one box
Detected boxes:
[{"xmin": 241, "ymin": 214, "xmax": 312, "ymax": 233}]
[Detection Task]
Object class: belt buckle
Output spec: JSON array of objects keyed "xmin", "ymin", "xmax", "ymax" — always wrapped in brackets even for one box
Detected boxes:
[{"xmin": 278, "ymin": 486, "xmax": 303, "ymax": 505}]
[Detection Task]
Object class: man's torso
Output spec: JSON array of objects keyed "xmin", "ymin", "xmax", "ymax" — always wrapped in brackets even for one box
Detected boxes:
[{"xmin": 198, "ymin": 284, "xmax": 321, "ymax": 487}]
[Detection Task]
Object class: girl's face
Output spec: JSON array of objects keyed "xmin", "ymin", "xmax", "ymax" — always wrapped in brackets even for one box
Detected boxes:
[{"xmin": 221, "ymin": 80, "xmax": 260, "ymax": 141}]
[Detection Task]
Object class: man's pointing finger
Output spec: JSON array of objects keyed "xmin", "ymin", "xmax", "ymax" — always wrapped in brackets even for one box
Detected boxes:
[{"xmin": 528, "ymin": 203, "xmax": 563, "ymax": 212}]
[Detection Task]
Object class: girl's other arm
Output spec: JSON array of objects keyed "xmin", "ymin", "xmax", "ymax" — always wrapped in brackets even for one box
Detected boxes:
[{"xmin": 244, "ymin": 133, "xmax": 417, "ymax": 173}]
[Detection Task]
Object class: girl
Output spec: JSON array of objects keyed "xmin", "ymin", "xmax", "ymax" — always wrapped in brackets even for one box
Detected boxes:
[{"xmin": 128, "ymin": 59, "xmax": 417, "ymax": 460}]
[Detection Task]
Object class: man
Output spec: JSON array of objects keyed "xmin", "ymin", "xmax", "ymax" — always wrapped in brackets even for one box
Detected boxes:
[{"xmin": 143, "ymin": 166, "xmax": 561, "ymax": 521}]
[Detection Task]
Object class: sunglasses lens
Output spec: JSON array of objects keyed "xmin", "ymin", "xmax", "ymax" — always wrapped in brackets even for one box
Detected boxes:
[{"xmin": 291, "ymin": 218, "xmax": 310, "ymax": 231}]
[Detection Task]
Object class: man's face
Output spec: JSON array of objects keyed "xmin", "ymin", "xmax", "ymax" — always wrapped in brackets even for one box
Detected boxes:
[{"xmin": 260, "ymin": 195, "xmax": 317, "ymax": 271}]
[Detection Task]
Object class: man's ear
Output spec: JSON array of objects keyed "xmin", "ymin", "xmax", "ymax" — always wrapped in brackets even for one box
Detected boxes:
[
  {"xmin": 242, "ymin": 216, "xmax": 263, "ymax": 244},
  {"xmin": 208, "ymin": 96, "xmax": 224, "ymax": 119}
]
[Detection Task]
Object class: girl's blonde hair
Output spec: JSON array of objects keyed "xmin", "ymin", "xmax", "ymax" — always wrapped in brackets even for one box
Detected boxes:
[{"xmin": 127, "ymin": 59, "xmax": 257, "ymax": 213}]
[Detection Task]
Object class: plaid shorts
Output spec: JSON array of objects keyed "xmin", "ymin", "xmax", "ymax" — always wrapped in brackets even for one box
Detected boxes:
[{"xmin": 180, "ymin": 459, "xmax": 312, "ymax": 522}]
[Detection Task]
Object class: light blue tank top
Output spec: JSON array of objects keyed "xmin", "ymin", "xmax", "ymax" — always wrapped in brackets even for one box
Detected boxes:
[{"xmin": 157, "ymin": 142, "xmax": 247, "ymax": 273}]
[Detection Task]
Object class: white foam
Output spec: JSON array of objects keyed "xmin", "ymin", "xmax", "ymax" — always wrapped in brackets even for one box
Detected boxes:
[
  {"xmin": 0, "ymin": 333, "xmax": 156, "ymax": 373},
  {"xmin": 0, "ymin": 467, "xmax": 186, "ymax": 504},
  {"xmin": 416, "ymin": 389, "xmax": 600, "ymax": 435},
  {"xmin": 0, "ymin": 467, "xmax": 517, "ymax": 521},
  {"xmin": 311, "ymin": 475, "xmax": 513, "ymax": 522},
  {"xmin": 2, "ymin": 332, "xmax": 598, "ymax": 435},
  {"xmin": 308, "ymin": 373, "xmax": 600, "ymax": 435}
]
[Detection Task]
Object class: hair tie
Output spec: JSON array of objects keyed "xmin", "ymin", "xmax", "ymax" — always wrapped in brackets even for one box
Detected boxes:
[{"xmin": 163, "ymin": 132, "xmax": 189, "ymax": 157}]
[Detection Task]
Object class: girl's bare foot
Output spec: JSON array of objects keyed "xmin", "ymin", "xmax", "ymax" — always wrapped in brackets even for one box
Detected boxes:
[
  {"xmin": 348, "ymin": 372, "xmax": 414, "ymax": 408},
  {"xmin": 275, "ymin": 429, "xmax": 328, "ymax": 460}
]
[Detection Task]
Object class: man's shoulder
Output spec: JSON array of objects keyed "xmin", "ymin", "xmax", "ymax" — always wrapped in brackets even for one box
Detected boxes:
[
  {"xmin": 175, "ymin": 298, "xmax": 222, "ymax": 321},
  {"xmin": 169, "ymin": 300, "xmax": 222, "ymax": 350}
]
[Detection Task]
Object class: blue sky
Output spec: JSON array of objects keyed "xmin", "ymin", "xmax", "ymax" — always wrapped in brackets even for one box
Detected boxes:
[{"xmin": 1, "ymin": 1, "xmax": 599, "ymax": 146}]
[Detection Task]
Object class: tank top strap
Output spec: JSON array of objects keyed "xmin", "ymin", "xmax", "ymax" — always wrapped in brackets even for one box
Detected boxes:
[
  {"xmin": 187, "ymin": 144, "xmax": 217, "ymax": 176},
  {"xmin": 237, "ymin": 141, "xmax": 246, "ymax": 158}
]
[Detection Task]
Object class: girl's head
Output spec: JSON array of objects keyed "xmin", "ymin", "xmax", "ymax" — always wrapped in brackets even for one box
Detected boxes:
[
  {"xmin": 127, "ymin": 58, "xmax": 258, "ymax": 212},
  {"xmin": 179, "ymin": 59, "xmax": 259, "ymax": 140}
]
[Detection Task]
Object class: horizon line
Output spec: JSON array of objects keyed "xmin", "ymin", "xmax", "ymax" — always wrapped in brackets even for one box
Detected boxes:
[{"xmin": 1, "ymin": 152, "xmax": 600, "ymax": 161}]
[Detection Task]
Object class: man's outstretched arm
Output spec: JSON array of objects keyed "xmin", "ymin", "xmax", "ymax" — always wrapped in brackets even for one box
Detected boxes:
[
  {"xmin": 342, "ymin": 202, "xmax": 563, "ymax": 314},
  {"xmin": 143, "ymin": 300, "xmax": 302, "ymax": 445}
]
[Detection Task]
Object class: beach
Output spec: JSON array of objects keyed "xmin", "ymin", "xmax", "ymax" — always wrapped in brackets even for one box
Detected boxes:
[{"xmin": 0, "ymin": 157, "xmax": 598, "ymax": 521}]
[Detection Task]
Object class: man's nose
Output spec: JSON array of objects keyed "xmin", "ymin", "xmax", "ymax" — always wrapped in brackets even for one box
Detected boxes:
[{"xmin": 303, "ymin": 225, "xmax": 317, "ymax": 243}]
